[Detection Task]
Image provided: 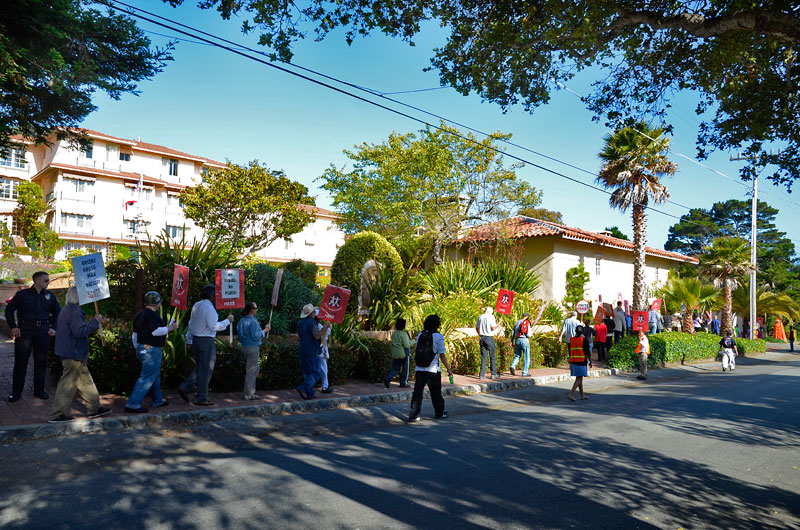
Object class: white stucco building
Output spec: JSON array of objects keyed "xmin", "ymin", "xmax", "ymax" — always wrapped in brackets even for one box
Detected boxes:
[
  {"xmin": 449, "ymin": 216, "xmax": 699, "ymax": 303},
  {"xmin": 1, "ymin": 129, "xmax": 344, "ymax": 266}
]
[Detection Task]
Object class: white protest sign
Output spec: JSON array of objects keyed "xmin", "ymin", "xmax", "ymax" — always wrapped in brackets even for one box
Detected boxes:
[{"xmin": 71, "ymin": 252, "xmax": 111, "ymax": 305}]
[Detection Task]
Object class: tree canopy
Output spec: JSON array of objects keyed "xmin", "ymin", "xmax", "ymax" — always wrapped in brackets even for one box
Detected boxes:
[
  {"xmin": 518, "ymin": 207, "xmax": 563, "ymax": 224},
  {"xmin": 604, "ymin": 226, "xmax": 629, "ymax": 241},
  {"xmin": 180, "ymin": 161, "xmax": 316, "ymax": 255},
  {"xmin": 1, "ymin": 0, "xmax": 172, "ymax": 148},
  {"xmin": 13, "ymin": 181, "xmax": 62, "ymax": 257},
  {"xmin": 320, "ymin": 122, "xmax": 541, "ymax": 264},
  {"xmin": 665, "ymin": 198, "xmax": 797, "ymax": 289},
  {"xmin": 171, "ymin": 1, "xmax": 800, "ymax": 188}
]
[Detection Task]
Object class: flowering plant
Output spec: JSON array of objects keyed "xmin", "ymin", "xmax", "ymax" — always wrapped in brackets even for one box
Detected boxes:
[{"xmin": 0, "ymin": 256, "xmax": 61, "ymax": 281}]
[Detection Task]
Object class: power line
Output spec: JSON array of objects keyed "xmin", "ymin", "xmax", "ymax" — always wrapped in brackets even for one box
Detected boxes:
[{"xmin": 104, "ymin": 1, "xmax": 800, "ymax": 247}]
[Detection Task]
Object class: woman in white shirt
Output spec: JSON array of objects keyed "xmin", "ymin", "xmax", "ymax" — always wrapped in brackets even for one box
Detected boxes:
[{"xmin": 408, "ymin": 314, "xmax": 453, "ymax": 422}]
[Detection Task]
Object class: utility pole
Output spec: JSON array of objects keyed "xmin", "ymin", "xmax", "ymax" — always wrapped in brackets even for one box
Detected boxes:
[{"xmin": 730, "ymin": 149, "xmax": 782, "ymax": 339}]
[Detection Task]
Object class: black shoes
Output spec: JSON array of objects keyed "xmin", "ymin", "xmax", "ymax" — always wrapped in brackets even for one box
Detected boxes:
[
  {"xmin": 34, "ymin": 391, "xmax": 49, "ymax": 400},
  {"xmin": 125, "ymin": 406, "xmax": 148, "ymax": 413},
  {"xmin": 509, "ymin": 366, "xmax": 516, "ymax": 376},
  {"xmin": 48, "ymin": 414, "xmax": 74, "ymax": 423},
  {"xmin": 436, "ymin": 411, "xmax": 449, "ymax": 420},
  {"xmin": 408, "ymin": 416, "xmax": 421, "ymax": 423},
  {"xmin": 178, "ymin": 388, "xmax": 190, "ymax": 402},
  {"xmin": 636, "ymin": 375, "xmax": 647, "ymax": 380},
  {"xmin": 88, "ymin": 407, "xmax": 112, "ymax": 419},
  {"xmin": 321, "ymin": 387, "xmax": 334, "ymax": 393},
  {"xmin": 8, "ymin": 394, "xmax": 20, "ymax": 403},
  {"xmin": 153, "ymin": 400, "xmax": 169, "ymax": 408},
  {"xmin": 297, "ymin": 388, "xmax": 309, "ymax": 400}
]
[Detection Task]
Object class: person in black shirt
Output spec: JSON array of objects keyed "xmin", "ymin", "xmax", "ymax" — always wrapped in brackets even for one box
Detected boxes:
[
  {"xmin": 719, "ymin": 331, "xmax": 738, "ymax": 372},
  {"xmin": 4, "ymin": 271, "xmax": 61, "ymax": 402},
  {"xmin": 125, "ymin": 291, "xmax": 178, "ymax": 413}
]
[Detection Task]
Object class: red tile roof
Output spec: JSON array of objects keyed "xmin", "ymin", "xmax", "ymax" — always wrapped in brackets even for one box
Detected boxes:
[
  {"xmin": 460, "ymin": 216, "xmax": 699, "ymax": 263},
  {"xmin": 298, "ymin": 204, "xmax": 341, "ymax": 218}
]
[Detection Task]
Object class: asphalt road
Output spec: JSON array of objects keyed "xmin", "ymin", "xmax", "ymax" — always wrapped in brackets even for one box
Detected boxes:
[{"xmin": 1, "ymin": 353, "xmax": 798, "ymax": 530}]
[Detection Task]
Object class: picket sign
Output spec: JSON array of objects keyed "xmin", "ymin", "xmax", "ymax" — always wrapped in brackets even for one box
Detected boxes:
[
  {"xmin": 171, "ymin": 264, "xmax": 189, "ymax": 310},
  {"xmin": 495, "ymin": 289, "xmax": 515, "ymax": 316},
  {"xmin": 71, "ymin": 252, "xmax": 110, "ymax": 345},
  {"xmin": 216, "ymin": 269, "xmax": 245, "ymax": 344},
  {"xmin": 632, "ymin": 311, "xmax": 648, "ymax": 331},
  {"xmin": 318, "ymin": 285, "xmax": 351, "ymax": 324},
  {"xmin": 265, "ymin": 269, "xmax": 284, "ymax": 340}
]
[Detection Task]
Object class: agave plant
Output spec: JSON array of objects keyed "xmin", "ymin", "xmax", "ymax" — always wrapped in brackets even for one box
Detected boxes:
[
  {"xmin": 480, "ymin": 257, "xmax": 541, "ymax": 296},
  {"xmin": 419, "ymin": 259, "xmax": 496, "ymax": 298},
  {"xmin": 363, "ymin": 262, "xmax": 415, "ymax": 331}
]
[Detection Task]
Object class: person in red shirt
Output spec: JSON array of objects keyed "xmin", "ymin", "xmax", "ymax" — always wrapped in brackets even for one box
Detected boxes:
[{"xmin": 595, "ymin": 318, "xmax": 608, "ymax": 362}]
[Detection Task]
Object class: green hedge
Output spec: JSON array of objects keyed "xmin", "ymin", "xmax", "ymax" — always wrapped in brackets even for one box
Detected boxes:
[
  {"xmin": 608, "ymin": 331, "xmax": 767, "ymax": 370},
  {"xmin": 439, "ymin": 334, "xmax": 561, "ymax": 375}
]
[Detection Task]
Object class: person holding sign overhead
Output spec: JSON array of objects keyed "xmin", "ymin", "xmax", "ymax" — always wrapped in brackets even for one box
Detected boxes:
[
  {"xmin": 178, "ymin": 285, "xmax": 234, "ymax": 406},
  {"xmin": 125, "ymin": 291, "xmax": 178, "ymax": 413}
]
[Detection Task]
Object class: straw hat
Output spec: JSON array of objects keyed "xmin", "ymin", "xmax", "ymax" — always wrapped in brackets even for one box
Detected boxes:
[{"xmin": 299, "ymin": 303, "xmax": 317, "ymax": 318}]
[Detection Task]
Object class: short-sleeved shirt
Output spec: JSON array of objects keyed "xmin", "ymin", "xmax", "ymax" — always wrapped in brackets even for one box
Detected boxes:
[
  {"xmin": 133, "ymin": 308, "xmax": 167, "ymax": 347},
  {"xmin": 297, "ymin": 316, "xmax": 321, "ymax": 358},
  {"xmin": 561, "ymin": 317, "xmax": 580, "ymax": 340},
  {"xmin": 414, "ymin": 331, "xmax": 445, "ymax": 373},
  {"xmin": 719, "ymin": 337, "xmax": 737, "ymax": 350},
  {"xmin": 595, "ymin": 323, "xmax": 608, "ymax": 342},
  {"xmin": 391, "ymin": 329, "xmax": 411, "ymax": 359},
  {"xmin": 476, "ymin": 313, "xmax": 497, "ymax": 336},
  {"xmin": 648, "ymin": 310, "xmax": 659, "ymax": 324}
]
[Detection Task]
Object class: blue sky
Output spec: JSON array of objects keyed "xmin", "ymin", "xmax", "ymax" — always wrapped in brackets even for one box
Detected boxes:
[{"xmin": 82, "ymin": 0, "xmax": 799, "ymax": 252}]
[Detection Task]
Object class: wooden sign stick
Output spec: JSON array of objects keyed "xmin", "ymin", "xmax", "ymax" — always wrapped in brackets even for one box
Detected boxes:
[{"xmin": 94, "ymin": 301, "xmax": 105, "ymax": 346}]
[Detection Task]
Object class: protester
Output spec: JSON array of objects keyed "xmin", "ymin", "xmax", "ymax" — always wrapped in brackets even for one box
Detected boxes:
[
  {"xmin": 603, "ymin": 311, "xmax": 616, "ymax": 353},
  {"xmin": 295, "ymin": 303, "xmax": 330, "ymax": 400},
  {"xmin": 711, "ymin": 315, "xmax": 721, "ymax": 335},
  {"xmin": 316, "ymin": 310, "xmax": 333, "ymax": 394},
  {"xmin": 179, "ymin": 285, "xmax": 234, "ymax": 406},
  {"xmin": 693, "ymin": 313, "xmax": 702, "ymax": 333},
  {"xmin": 719, "ymin": 330, "xmax": 738, "ymax": 372},
  {"xmin": 408, "ymin": 314, "xmax": 453, "ymax": 422},
  {"xmin": 5, "ymin": 271, "xmax": 61, "ymax": 402},
  {"xmin": 125, "ymin": 291, "xmax": 178, "ymax": 413},
  {"xmin": 567, "ymin": 325, "xmax": 592, "ymax": 401},
  {"xmin": 236, "ymin": 301, "xmax": 271, "ymax": 400},
  {"xmin": 509, "ymin": 312, "xmax": 533, "ymax": 377},
  {"xmin": 559, "ymin": 310, "xmax": 581, "ymax": 351},
  {"xmin": 47, "ymin": 287, "xmax": 110, "ymax": 423},
  {"xmin": 582, "ymin": 319, "xmax": 595, "ymax": 356},
  {"xmin": 476, "ymin": 307, "xmax": 502, "ymax": 380},
  {"xmin": 595, "ymin": 317, "xmax": 608, "ymax": 363},
  {"xmin": 648, "ymin": 307, "xmax": 659, "ymax": 335},
  {"xmin": 613, "ymin": 302, "xmax": 626, "ymax": 343},
  {"xmin": 789, "ymin": 327, "xmax": 795, "ymax": 352},
  {"xmin": 385, "ymin": 318, "xmax": 412, "ymax": 388},
  {"xmin": 635, "ymin": 330, "xmax": 650, "ymax": 380},
  {"xmin": 656, "ymin": 312, "xmax": 664, "ymax": 334},
  {"xmin": 743, "ymin": 319, "xmax": 750, "ymax": 339}
]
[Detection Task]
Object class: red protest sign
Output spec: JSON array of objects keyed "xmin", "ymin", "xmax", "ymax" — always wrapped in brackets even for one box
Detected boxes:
[
  {"xmin": 171, "ymin": 264, "xmax": 189, "ymax": 310},
  {"xmin": 215, "ymin": 269, "xmax": 245, "ymax": 310},
  {"xmin": 271, "ymin": 269, "xmax": 284, "ymax": 307},
  {"xmin": 593, "ymin": 306, "xmax": 606, "ymax": 325},
  {"xmin": 318, "ymin": 284, "xmax": 351, "ymax": 324},
  {"xmin": 632, "ymin": 310, "xmax": 648, "ymax": 331},
  {"xmin": 756, "ymin": 316, "xmax": 765, "ymax": 327},
  {"xmin": 650, "ymin": 299, "xmax": 662, "ymax": 312},
  {"xmin": 495, "ymin": 289, "xmax": 515, "ymax": 315}
]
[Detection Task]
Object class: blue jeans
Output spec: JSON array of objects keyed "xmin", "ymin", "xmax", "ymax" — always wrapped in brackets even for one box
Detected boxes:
[
  {"xmin": 297, "ymin": 354, "xmax": 321, "ymax": 398},
  {"xmin": 511, "ymin": 338, "xmax": 530, "ymax": 375},
  {"xmin": 649, "ymin": 323, "xmax": 658, "ymax": 335},
  {"xmin": 126, "ymin": 345, "xmax": 164, "ymax": 408},
  {"xmin": 385, "ymin": 355, "xmax": 410, "ymax": 386},
  {"xmin": 180, "ymin": 337, "xmax": 216, "ymax": 403}
]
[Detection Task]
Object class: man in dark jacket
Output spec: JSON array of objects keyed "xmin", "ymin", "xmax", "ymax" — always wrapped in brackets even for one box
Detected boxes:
[
  {"xmin": 47, "ymin": 286, "xmax": 110, "ymax": 423},
  {"xmin": 5, "ymin": 271, "xmax": 60, "ymax": 402}
]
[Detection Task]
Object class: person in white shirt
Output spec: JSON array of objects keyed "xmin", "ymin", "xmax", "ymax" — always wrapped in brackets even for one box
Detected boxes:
[
  {"xmin": 476, "ymin": 307, "xmax": 502, "ymax": 379},
  {"xmin": 408, "ymin": 314, "xmax": 453, "ymax": 422},
  {"xmin": 178, "ymin": 285, "xmax": 233, "ymax": 406},
  {"xmin": 316, "ymin": 310, "xmax": 333, "ymax": 394}
]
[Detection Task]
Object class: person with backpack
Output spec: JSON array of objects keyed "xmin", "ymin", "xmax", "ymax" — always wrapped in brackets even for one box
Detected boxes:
[
  {"xmin": 567, "ymin": 325, "xmax": 592, "ymax": 401},
  {"xmin": 719, "ymin": 330, "xmax": 739, "ymax": 372},
  {"xmin": 509, "ymin": 312, "xmax": 532, "ymax": 377},
  {"xmin": 408, "ymin": 314, "xmax": 453, "ymax": 422}
]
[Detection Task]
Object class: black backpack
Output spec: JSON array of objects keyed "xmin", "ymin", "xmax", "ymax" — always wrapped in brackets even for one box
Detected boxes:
[{"xmin": 415, "ymin": 330, "xmax": 436, "ymax": 368}]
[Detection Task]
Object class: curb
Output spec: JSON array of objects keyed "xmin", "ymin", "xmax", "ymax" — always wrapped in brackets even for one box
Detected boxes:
[{"xmin": 0, "ymin": 367, "xmax": 624, "ymax": 442}]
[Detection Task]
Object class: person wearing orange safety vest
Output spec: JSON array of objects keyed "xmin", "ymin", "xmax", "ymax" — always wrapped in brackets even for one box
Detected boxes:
[
  {"xmin": 567, "ymin": 325, "xmax": 592, "ymax": 401},
  {"xmin": 635, "ymin": 329, "xmax": 650, "ymax": 380}
]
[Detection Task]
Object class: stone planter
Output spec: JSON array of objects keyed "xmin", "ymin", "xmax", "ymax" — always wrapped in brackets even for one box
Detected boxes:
[
  {"xmin": 359, "ymin": 330, "xmax": 392, "ymax": 341},
  {"xmin": 13, "ymin": 278, "xmax": 26, "ymax": 284}
]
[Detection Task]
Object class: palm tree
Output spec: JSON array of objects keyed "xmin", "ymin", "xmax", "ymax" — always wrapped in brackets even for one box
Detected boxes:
[
  {"xmin": 698, "ymin": 237, "xmax": 753, "ymax": 335},
  {"xmin": 731, "ymin": 287, "xmax": 800, "ymax": 325},
  {"xmin": 661, "ymin": 276, "xmax": 719, "ymax": 334},
  {"xmin": 598, "ymin": 122, "xmax": 677, "ymax": 311}
]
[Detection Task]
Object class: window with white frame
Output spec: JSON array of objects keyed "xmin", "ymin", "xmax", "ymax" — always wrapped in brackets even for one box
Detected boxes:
[
  {"xmin": 166, "ymin": 194, "xmax": 183, "ymax": 209},
  {"xmin": 163, "ymin": 157, "xmax": 179, "ymax": 177},
  {"xmin": 106, "ymin": 144, "xmax": 119, "ymax": 162},
  {"xmin": 165, "ymin": 225, "xmax": 185, "ymax": 238},
  {"xmin": 125, "ymin": 219, "xmax": 148, "ymax": 235},
  {"xmin": 81, "ymin": 142, "xmax": 93, "ymax": 159},
  {"xmin": 127, "ymin": 185, "xmax": 152, "ymax": 201},
  {"xmin": 595, "ymin": 255, "xmax": 603, "ymax": 276},
  {"xmin": 60, "ymin": 213, "xmax": 93, "ymax": 230},
  {"xmin": 0, "ymin": 178, "xmax": 19, "ymax": 199},
  {"xmin": 0, "ymin": 147, "xmax": 27, "ymax": 168},
  {"xmin": 64, "ymin": 177, "xmax": 94, "ymax": 194}
]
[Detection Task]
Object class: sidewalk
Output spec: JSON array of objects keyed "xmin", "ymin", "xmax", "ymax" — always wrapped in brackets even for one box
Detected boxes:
[{"xmin": 1, "ymin": 337, "xmax": 789, "ymax": 442}]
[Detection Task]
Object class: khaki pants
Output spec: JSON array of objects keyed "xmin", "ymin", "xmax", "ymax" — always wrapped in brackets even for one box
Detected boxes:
[
  {"xmin": 639, "ymin": 352, "xmax": 648, "ymax": 379},
  {"xmin": 242, "ymin": 345, "xmax": 260, "ymax": 398},
  {"xmin": 49, "ymin": 359, "xmax": 100, "ymax": 420}
]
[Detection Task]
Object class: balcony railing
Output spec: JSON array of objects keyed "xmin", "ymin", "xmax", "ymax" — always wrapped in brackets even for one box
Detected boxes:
[{"xmin": 61, "ymin": 227, "xmax": 95, "ymax": 236}]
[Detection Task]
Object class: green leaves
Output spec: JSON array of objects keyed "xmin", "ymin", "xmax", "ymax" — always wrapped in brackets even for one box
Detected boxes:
[{"xmin": 180, "ymin": 160, "xmax": 316, "ymax": 254}]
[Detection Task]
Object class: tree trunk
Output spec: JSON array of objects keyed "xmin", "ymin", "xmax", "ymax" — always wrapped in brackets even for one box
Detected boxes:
[
  {"xmin": 431, "ymin": 236, "xmax": 444, "ymax": 266},
  {"xmin": 683, "ymin": 311, "xmax": 694, "ymax": 335},
  {"xmin": 632, "ymin": 204, "xmax": 647, "ymax": 311},
  {"xmin": 721, "ymin": 281, "xmax": 733, "ymax": 335}
]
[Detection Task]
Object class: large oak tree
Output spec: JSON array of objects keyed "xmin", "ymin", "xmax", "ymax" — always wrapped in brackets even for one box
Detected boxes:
[{"xmin": 169, "ymin": 1, "xmax": 800, "ymax": 188}]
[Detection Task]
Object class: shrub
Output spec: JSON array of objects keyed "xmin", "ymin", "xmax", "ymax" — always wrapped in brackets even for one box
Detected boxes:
[
  {"xmin": 353, "ymin": 338, "xmax": 393, "ymax": 382},
  {"xmin": 607, "ymin": 331, "xmax": 767, "ymax": 370},
  {"xmin": 283, "ymin": 259, "xmax": 318, "ymax": 289},
  {"xmin": 330, "ymin": 231, "xmax": 403, "ymax": 312},
  {"xmin": 439, "ymin": 334, "xmax": 559, "ymax": 375},
  {"xmin": 243, "ymin": 263, "xmax": 319, "ymax": 334}
]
